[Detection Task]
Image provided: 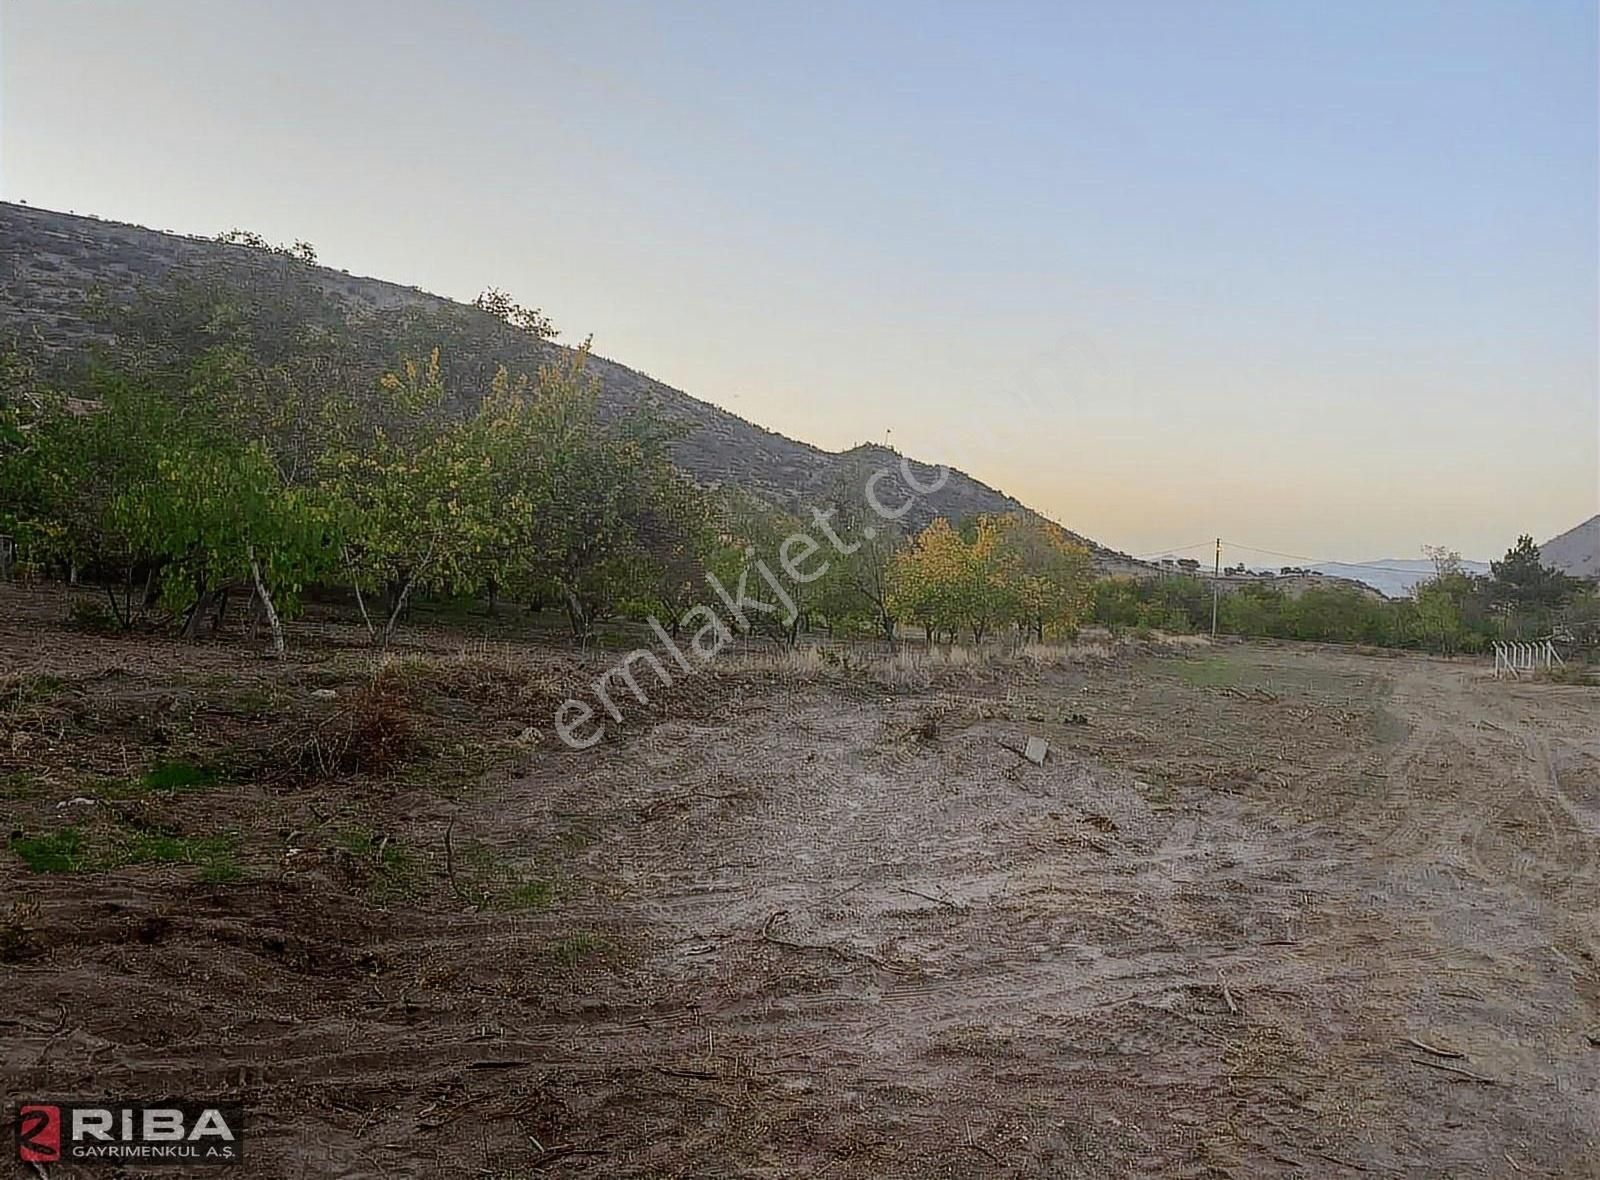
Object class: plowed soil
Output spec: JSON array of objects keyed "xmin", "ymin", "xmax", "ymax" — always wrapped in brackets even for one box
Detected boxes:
[{"xmin": 2, "ymin": 586, "xmax": 1597, "ymax": 1177}]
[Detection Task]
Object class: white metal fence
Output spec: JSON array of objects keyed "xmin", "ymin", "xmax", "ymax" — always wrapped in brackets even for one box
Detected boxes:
[{"xmin": 1492, "ymin": 639, "xmax": 1563, "ymax": 679}]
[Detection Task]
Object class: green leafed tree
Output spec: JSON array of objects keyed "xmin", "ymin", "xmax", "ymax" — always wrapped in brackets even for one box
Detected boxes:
[
  {"xmin": 459, "ymin": 341, "xmax": 708, "ymax": 641},
  {"xmin": 323, "ymin": 348, "xmax": 500, "ymax": 645}
]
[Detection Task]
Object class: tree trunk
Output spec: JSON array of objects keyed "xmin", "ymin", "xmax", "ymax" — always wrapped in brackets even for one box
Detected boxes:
[
  {"xmin": 181, "ymin": 573, "xmax": 213, "ymax": 640},
  {"xmin": 380, "ymin": 572, "xmax": 420, "ymax": 650},
  {"xmin": 104, "ymin": 583, "xmax": 129, "ymax": 629},
  {"xmin": 342, "ymin": 546, "xmax": 376, "ymax": 640},
  {"xmin": 563, "ymin": 587, "xmax": 592, "ymax": 644},
  {"xmin": 249, "ymin": 549, "xmax": 286, "ymax": 658},
  {"xmin": 120, "ymin": 566, "xmax": 135, "ymax": 628},
  {"xmin": 181, "ymin": 591, "xmax": 214, "ymax": 638}
]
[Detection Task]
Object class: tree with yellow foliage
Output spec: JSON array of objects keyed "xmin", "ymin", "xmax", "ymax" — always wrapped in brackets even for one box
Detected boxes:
[
  {"xmin": 890, "ymin": 513, "xmax": 1092, "ymax": 645},
  {"xmin": 994, "ymin": 513, "xmax": 1093, "ymax": 641}
]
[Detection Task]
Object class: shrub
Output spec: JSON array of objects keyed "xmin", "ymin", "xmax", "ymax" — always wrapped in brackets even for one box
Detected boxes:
[
  {"xmin": 67, "ymin": 598, "xmax": 120, "ymax": 633},
  {"xmin": 299, "ymin": 669, "xmax": 416, "ymax": 777}
]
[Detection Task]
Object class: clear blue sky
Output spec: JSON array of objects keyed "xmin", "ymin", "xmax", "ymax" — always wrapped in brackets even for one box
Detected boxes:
[{"xmin": 3, "ymin": 0, "xmax": 1595, "ymax": 560}]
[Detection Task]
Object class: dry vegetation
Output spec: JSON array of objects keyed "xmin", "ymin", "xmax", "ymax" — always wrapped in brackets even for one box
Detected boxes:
[{"xmin": 2, "ymin": 583, "xmax": 1598, "ymax": 1177}]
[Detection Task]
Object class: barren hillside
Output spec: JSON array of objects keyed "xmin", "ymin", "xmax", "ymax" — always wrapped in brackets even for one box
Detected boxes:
[
  {"xmin": 0, "ymin": 202, "xmax": 1150, "ymax": 574},
  {"xmin": 1542, "ymin": 515, "xmax": 1600, "ymax": 582}
]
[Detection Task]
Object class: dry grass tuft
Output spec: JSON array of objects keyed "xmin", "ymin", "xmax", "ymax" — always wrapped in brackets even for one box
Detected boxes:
[
  {"xmin": 298, "ymin": 667, "xmax": 417, "ymax": 778},
  {"xmin": 715, "ymin": 634, "xmax": 1169, "ymax": 692}
]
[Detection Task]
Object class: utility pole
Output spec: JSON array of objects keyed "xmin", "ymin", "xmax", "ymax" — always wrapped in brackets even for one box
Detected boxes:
[{"xmin": 1211, "ymin": 538, "xmax": 1221, "ymax": 638}]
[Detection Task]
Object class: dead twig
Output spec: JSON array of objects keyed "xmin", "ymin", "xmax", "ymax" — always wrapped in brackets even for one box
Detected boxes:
[
  {"xmin": 528, "ymin": 1145, "xmax": 604, "ymax": 1170},
  {"xmin": 1405, "ymin": 1035, "xmax": 1464, "ymax": 1059},
  {"xmin": 443, "ymin": 818, "xmax": 460, "ymax": 896},
  {"xmin": 898, "ymin": 886, "xmax": 958, "ymax": 909},
  {"xmin": 761, "ymin": 911, "xmax": 901, "ymax": 973},
  {"xmin": 1411, "ymin": 1057, "xmax": 1496, "ymax": 1084},
  {"xmin": 1217, "ymin": 969, "xmax": 1238, "ymax": 1015}
]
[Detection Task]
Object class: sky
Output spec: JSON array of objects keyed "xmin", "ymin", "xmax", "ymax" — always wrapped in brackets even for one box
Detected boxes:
[{"xmin": 2, "ymin": 1, "xmax": 1596, "ymax": 562}]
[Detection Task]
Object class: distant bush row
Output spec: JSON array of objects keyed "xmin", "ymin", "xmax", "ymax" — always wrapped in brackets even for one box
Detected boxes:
[{"xmin": 1092, "ymin": 541, "xmax": 1598, "ymax": 655}]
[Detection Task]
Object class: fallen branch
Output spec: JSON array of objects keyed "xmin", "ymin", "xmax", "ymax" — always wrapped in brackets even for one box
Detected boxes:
[{"xmin": 529, "ymin": 1145, "xmax": 604, "ymax": 1170}]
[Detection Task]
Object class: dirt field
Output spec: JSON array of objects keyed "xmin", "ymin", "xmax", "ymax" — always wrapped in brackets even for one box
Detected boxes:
[{"xmin": 3, "ymin": 585, "xmax": 1598, "ymax": 1178}]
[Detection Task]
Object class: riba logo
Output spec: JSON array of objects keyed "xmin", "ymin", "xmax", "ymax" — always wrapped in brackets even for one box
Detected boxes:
[{"xmin": 16, "ymin": 1102, "xmax": 243, "ymax": 1165}]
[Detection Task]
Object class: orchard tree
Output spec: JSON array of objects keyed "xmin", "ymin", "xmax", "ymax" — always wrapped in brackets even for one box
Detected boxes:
[
  {"xmin": 958, "ymin": 515, "xmax": 1020, "ymax": 643},
  {"xmin": 473, "ymin": 342, "xmax": 704, "ymax": 640},
  {"xmin": 995, "ymin": 513, "xmax": 1092, "ymax": 641},
  {"xmin": 888, "ymin": 517, "xmax": 967, "ymax": 643},
  {"xmin": 706, "ymin": 491, "xmax": 835, "ymax": 647},
  {"xmin": 118, "ymin": 435, "xmax": 332, "ymax": 650},
  {"xmin": 325, "ymin": 348, "xmax": 499, "ymax": 645},
  {"xmin": 0, "ymin": 351, "xmax": 63, "ymax": 572},
  {"xmin": 815, "ymin": 486, "xmax": 905, "ymax": 643}
]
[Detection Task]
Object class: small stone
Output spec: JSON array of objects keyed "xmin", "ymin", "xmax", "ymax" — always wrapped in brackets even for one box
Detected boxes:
[
  {"xmin": 1024, "ymin": 736, "xmax": 1049, "ymax": 765},
  {"xmin": 310, "ymin": 688, "xmax": 337, "ymax": 700}
]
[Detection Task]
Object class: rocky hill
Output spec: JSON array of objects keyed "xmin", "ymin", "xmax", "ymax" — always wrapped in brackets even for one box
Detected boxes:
[
  {"xmin": 1541, "ymin": 515, "xmax": 1599, "ymax": 582},
  {"xmin": 0, "ymin": 202, "xmax": 1148, "ymax": 573}
]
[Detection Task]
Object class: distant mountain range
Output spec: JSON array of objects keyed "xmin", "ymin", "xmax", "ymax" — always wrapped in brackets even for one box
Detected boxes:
[
  {"xmin": 1308, "ymin": 517, "xmax": 1599, "ymax": 597},
  {"xmin": 1305, "ymin": 559, "xmax": 1491, "ymax": 599}
]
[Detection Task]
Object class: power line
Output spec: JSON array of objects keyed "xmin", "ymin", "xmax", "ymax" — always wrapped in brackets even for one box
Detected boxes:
[
  {"xmin": 1133, "ymin": 537, "xmax": 1470, "ymax": 582},
  {"xmin": 1219, "ymin": 541, "xmax": 1451, "ymax": 577},
  {"xmin": 1133, "ymin": 539, "xmax": 1215, "ymax": 560},
  {"xmin": 1131, "ymin": 538, "xmax": 1460, "ymax": 580}
]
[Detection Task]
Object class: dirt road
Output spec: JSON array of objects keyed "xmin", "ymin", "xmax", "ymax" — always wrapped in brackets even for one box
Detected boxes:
[{"xmin": 2, "ymin": 614, "xmax": 1596, "ymax": 1177}]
